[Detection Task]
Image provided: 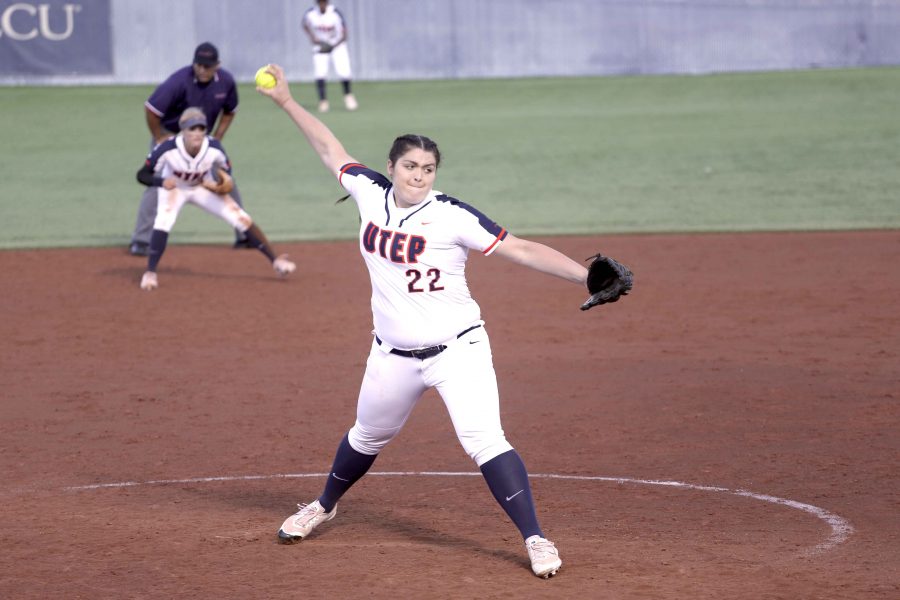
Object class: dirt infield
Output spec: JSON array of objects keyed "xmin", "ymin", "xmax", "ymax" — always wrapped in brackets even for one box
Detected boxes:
[{"xmin": 1, "ymin": 231, "xmax": 898, "ymax": 599}]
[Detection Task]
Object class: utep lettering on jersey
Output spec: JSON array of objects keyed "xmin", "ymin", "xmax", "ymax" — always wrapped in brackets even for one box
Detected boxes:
[
  {"xmin": 362, "ymin": 222, "xmax": 426, "ymax": 263},
  {"xmin": 259, "ymin": 70, "xmax": 584, "ymax": 577},
  {"xmin": 172, "ymin": 169, "xmax": 206, "ymax": 185}
]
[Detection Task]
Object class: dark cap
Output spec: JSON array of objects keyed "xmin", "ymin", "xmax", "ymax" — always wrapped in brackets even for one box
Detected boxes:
[{"xmin": 193, "ymin": 42, "xmax": 219, "ymax": 66}]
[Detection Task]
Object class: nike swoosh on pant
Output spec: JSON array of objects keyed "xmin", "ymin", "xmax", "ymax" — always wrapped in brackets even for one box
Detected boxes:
[
  {"xmin": 506, "ymin": 489, "xmax": 524, "ymax": 501},
  {"xmin": 331, "ymin": 473, "xmax": 350, "ymax": 482}
]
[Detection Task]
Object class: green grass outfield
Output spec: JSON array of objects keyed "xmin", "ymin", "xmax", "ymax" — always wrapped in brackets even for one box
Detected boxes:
[{"xmin": 2, "ymin": 67, "xmax": 899, "ymax": 249}]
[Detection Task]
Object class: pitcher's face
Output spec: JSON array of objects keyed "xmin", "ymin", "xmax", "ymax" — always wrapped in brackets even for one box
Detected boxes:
[{"xmin": 388, "ymin": 147, "xmax": 437, "ymax": 208}]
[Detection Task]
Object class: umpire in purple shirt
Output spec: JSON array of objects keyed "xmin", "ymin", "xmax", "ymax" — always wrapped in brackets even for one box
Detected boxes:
[{"xmin": 129, "ymin": 42, "xmax": 249, "ymax": 255}]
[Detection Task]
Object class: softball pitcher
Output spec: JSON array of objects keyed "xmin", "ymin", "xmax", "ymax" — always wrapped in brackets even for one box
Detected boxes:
[
  {"xmin": 135, "ymin": 107, "xmax": 295, "ymax": 291},
  {"xmin": 258, "ymin": 65, "xmax": 631, "ymax": 578}
]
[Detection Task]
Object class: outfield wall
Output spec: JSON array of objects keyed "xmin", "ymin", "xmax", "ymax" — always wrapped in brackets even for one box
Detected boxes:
[{"xmin": 2, "ymin": 0, "xmax": 900, "ymax": 85}]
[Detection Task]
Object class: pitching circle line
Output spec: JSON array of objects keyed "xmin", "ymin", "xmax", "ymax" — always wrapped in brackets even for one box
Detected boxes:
[{"xmin": 64, "ymin": 471, "xmax": 853, "ymax": 555}]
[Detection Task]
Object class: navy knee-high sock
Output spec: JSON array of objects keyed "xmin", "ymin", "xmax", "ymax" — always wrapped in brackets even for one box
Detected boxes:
[
  {"xmin": 480, "ymin": 449, "xmax": 543, "ymax": 540},
  {"xmin": 241, "ymin": 227, "xmax": 275, "ymax": 261},
  {"xmin": 147, "ymin": 229, "xmax": 168, "ymax": 272},
  {"xmin": 316, "ymin": 79, "xmax": 327, "ymax": 100},
  {"xmin": 318, "ymin": 433, "xmax": 378, "ymax": 512}
]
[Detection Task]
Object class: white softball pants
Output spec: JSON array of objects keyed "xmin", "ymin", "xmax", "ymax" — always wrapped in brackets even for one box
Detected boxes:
[
  {"xmin": 348, "ymin": 325, "xmax": 514, "ymax": 466},
  {"xmin": 312, "ymin": 42, "xmax": 352, "ymax": 80},
  {"xmin": 153, "ymin": 186, "xmax": 252, "ymax": 233}
]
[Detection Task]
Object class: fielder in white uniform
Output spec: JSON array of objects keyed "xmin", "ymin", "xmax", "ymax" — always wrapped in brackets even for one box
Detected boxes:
[
  {"xmin": 259, "ymin": 65, "xmax": 591, "ymax": 578},
  {"xmin": 135, "ymin": 107, "xmax": 296, "ymax": 291},
  {"xmin": 302, "ymin": 0, "xmax": 357, "ymax": 112}
]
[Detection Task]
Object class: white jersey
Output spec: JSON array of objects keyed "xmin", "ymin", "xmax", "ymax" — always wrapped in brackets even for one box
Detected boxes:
[
  {"xmin": 303, "ymin": 4, "xmax": 346, "ymax": 47},
  {"xmin": 339, "ymin": 163, "xmax": 508, "ymax": 350},
  {"xmin": 145, "ymin": 135, "xmax": 230, "ymax": 189}
]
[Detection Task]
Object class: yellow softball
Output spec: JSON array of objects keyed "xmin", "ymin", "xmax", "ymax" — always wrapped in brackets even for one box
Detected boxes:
[{"xmin": 255, "ymin": 66, "xmax": 276, "ymax": 89}]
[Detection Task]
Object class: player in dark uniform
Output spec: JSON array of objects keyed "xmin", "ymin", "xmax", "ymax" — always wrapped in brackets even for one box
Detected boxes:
[{"xmin": 128, "ymin": 42, "xmax": 249, "ymax": 256}]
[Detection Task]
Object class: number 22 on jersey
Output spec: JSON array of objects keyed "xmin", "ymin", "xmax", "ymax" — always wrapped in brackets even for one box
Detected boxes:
[{"xmin": 363, "ymin": 221, "xmax": 444, "ymax": 294}]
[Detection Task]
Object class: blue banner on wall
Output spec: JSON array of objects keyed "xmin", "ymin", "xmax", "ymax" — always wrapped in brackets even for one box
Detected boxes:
[{"xmin": 0, "ymin": 1, "xmax": 112, "ymax": 75}]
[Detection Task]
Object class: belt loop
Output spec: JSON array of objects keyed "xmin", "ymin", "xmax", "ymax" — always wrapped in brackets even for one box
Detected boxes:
[{"xmin": 374, "ymin": 335, "xmax": 394, "ymax": 355}]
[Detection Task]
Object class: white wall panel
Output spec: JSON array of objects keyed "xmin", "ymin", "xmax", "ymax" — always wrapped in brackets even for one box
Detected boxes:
[{"xmin": 3, "ymin": 0, "xmax": 900, "ymax": 85}]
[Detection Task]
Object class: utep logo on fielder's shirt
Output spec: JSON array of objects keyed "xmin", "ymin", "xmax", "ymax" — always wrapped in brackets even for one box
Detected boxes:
[
  {"xmin": 362, "ymin": 222, "xmax": 426, "ymax": 264},
  {"xmin": 172, "ymin": 169, "xmax": 208, "ymax": 185}
]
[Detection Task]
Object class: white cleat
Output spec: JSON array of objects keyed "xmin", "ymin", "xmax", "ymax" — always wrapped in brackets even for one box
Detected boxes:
[
  {"xmin": 140, "ymin": 271, "xmax": 158, "ymax": 291},
  {"xmin": 277, "ymin": 500, "xmax": 336, "ymax": 543},
  {"xmin": 525, "ymin": 535, "xmax": 562, "ymax": 578},
  {"xmin": 273, "ymin": 254, "xmax": 296, "ymax": 277},
  {"xmin": 344, "ymin": 93, "xmax": 358, "ymax": 111},
  {"xmin": 318, "ymin": 99, "xmax": 330, "ymax": 113}
]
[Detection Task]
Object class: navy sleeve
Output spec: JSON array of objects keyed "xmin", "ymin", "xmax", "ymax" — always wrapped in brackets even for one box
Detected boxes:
[
  {"xmin": 146, "ymin": 67, "xmax": 189, "ymax": 119},
  {"xmin": 435, "ymin": 194, "xmax": 507, "ymax": 238},
  {"xmin": 208, "ymin": 138, "xmax": 233, "ymax": 172},
  {"xmin": 220, "ymin": 70, "xmax": 239, "ymax": 113},
  {"xmin": 136, "ymin": 139, "xmax": 176, "ymax": 187},
  {"xmin": 339, "ymin": 163, "xmax": 391, "ymax": 189},
  {"xmin": 136, "ymin": 162, "xmax": 164, "ymax": 187}
]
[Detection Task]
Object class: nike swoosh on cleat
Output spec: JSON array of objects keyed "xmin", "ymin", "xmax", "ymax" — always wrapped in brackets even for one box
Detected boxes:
[
  {"xmin": 469, "ymin": 340, "xmax": 480, "ymax": 344},
  {"xmin": 506, "ymin": 489, "xmax": 524, "ymax": 501}
]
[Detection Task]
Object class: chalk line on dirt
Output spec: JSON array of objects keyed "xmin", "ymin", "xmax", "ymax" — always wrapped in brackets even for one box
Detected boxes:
[{"xmin": 60, "ymin": 470, "xmax": 852, "ymax": 555}]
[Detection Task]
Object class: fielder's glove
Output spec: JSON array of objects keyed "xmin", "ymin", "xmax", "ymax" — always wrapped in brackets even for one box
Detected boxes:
[
  {"xmin": 581, "ymin": 254, "xmax": 634, "ymax": 311},
  {"xmin": 315, "ymin": 42, "xmax": 334, "ymax": 54},
  {"xmin": 202, "ymin": 167, "xmax": 234, "ymax": 195}
]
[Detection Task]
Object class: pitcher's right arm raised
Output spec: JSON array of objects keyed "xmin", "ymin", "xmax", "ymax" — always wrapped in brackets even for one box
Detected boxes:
[{"xmin": 256, "ymin": 63, "xmax": 355, "ymax": 175}]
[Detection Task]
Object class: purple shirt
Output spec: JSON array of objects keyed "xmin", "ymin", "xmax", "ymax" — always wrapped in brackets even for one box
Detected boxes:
[{"xmin": 145, "ymin": 66, "xmax": 238, "ymax": 133}]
